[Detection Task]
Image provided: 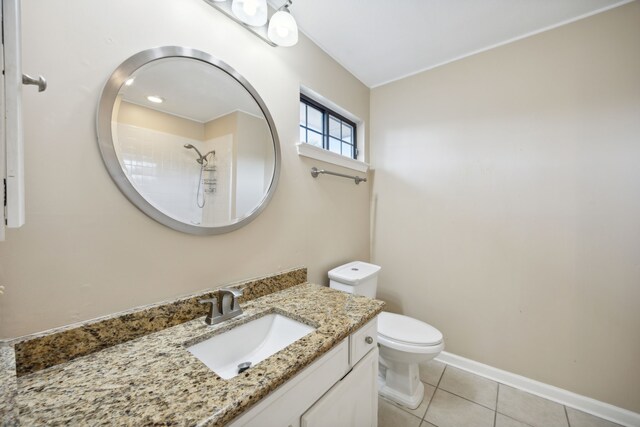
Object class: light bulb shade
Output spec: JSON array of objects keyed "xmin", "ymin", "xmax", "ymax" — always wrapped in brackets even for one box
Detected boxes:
[
  {"xmin": 268, "ymin": 9, "xmax": 298, "ymax": 47},
  {"xmin": 231, "ymin": 0, "xmax": 268, "ymax": 27}
]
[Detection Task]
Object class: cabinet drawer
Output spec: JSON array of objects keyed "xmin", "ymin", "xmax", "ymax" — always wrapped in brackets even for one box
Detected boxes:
[{"xmin": 349, "ymin": 316, "xmax": 377, "ymax": 366}]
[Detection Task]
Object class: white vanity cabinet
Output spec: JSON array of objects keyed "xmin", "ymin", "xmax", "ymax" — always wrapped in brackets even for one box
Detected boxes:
[
  {"xmin": 301, "ymin": 347, "xmax": 378, "ymax": 427},
  {"xmin": 229, "ymin": 316, "xmax": 378, "ymax": 427}
]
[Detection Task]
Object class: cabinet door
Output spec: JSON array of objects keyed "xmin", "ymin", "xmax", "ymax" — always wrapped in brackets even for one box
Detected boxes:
[
  {"xmin": 2, "ymin": 0, "xmax": 26, "ymax": 231},
  {"xmin": 301, "ymin": 347, "xmax": 378, "ymax": 427},
  {"xmin": 229, "ymin": 340, "xmax": 350, "ymax": 427}
]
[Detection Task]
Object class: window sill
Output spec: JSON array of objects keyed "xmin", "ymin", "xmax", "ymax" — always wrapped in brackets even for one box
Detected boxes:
[{"xmin": 296, "ymin": 143, "xmax": 369, "ymax": 173}]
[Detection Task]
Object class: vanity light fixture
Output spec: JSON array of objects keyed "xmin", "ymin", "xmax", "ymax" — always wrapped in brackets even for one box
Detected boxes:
[
  {"xmin": 146, "ymin": 95, "xmax": 164, "ymax": 104},
  {"xmin": 268, "ymin": 0, "xmax": 297, "ymax": 47},
  {"xmin": 202, "ymin": 0, "xmax": 298, "ymax": 47},
  {"xmin": 232, "ymin": 0, "xmax": 268, "ymax": 27}
]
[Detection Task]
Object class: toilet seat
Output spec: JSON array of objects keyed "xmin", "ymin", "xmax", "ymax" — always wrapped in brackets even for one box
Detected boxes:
[{"xmin": 378, "ymin": 312, "xmax": 443, "ymax": 353}]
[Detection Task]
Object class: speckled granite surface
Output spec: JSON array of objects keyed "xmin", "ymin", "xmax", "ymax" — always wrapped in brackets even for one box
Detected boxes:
[
  {"xmin": 15, "ymin": 284, "xmax": 384, "ymax": 426},
  {"xmin": 13, "ymin": 267, "xmax": 307, "ymax": 376},
  {"xmin": 0, "ymin": 345, "xmax": 18, "ymax": 426}
]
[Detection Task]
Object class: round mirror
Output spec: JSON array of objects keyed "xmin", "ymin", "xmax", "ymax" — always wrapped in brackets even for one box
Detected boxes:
[{"xmin": 97, "ymin": 47, "xmax": 280, "ymax": 235}]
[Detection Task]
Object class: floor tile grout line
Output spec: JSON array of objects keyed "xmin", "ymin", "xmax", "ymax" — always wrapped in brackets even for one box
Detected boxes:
[
  {"xmin": 494, "ymin": 384, "xmax": 501, "ymax": 427},
  {"xmin": 421, "ymin": 364, "xmax": 448, "ymax": 423},
  {"xmin": 411, "ymin": 362, "xmax": 614, "ymax": 427},
  {"xmin": 436, "ymin": 364, "xmax": 559, "ymax": 426},
  {"xmin": 437, "ymin": 364, "xmax": 500, "ymax": 411},
  {"xmin": 379, "ymin": 393, "xmax": 426, "ymax": 423},
  {"xmin": 419, "ymin": 384, "xmax": 436, "ymax": 421},
  {"xmin": 497, "ymin": 412, "xmax": 537, "ymax": 427},
  {"xmin": 435, "ymin": 364, "xmax": 447, "ymax": 388},
  {"xmin": 495, "ymin": 382, "xmax": 571, "ymax": 426},
  {"xmin": 383, "ymin": 363, "xmax": 617, "ymax": 427},
  {"xmin": 436, "ymin": 386, "xmax": 498, "ymax": 412},
  {"xmin": 424, "ymin": 387, "xmax": 498, "ymax": 427}
]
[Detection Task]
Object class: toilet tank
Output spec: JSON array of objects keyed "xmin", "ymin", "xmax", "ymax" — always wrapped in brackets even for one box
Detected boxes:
[{"xmin": 328, "ymin": 261, "xmax": 381, "ymax": 298}]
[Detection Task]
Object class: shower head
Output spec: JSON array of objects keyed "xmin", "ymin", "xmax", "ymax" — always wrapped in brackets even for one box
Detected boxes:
[{"xmin": 183, "ymin": 144, "xmax": 204, "ymax": 164}]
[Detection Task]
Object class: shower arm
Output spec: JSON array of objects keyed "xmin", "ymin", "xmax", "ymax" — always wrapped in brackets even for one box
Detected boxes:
[{"xmin": 184, "ymin": 145, "xmax": 215, "ymax": 166}]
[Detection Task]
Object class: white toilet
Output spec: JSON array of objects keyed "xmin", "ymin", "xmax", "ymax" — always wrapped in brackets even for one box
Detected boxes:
[{"xmin": 329, "ymin": 261, "xmax": 444, "ymax": 409}]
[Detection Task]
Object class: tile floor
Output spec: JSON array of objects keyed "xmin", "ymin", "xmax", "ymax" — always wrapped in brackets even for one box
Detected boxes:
[{"xmin": 378, "ymin": 360, "xmax": 623, "ymax": 427}]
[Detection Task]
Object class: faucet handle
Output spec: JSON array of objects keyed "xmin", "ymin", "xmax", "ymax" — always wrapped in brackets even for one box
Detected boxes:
[
  {"xmin": 219, "ymin": 287, "xmax": 243, "ymax": 298},
  {"xmin": 219, "ymin": 287, "xmax": 243, "ymax": 313},
  {"xmin": 199, "ymin": 297, "xmax": 221, "ymax": 324}
]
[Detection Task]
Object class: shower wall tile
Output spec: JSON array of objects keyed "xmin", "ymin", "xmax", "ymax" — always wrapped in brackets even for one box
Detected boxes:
[{"xmin": 116, "ymin": 124, "xmax": 238, "ymax": 226}]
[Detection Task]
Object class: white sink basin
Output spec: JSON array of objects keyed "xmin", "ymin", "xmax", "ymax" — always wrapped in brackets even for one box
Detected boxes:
[{"xmin": 187, "ymin": 313, "xmax": 315, "ymax": 379}]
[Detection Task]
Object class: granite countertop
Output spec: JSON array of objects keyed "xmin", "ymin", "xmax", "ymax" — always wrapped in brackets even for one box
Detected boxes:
[
  {"xmin": 0, "ymin": 345, "xmax": 18, "ymax": 426},
  {"xmin": 13, "ymin": 284, "xmax": 384, "ymax": 426}
]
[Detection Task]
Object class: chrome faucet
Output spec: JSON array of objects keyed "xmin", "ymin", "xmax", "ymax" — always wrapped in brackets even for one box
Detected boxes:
[
  {"xmin": 199, "ymin": 287, "xmax": 243, "ymax": 325},
  {"xmin": 220, "ymin": 288, "xmax": 243, "ymax": 315},
  {"xmin": 199, "ymin": 296, "xmax": 221, "ymax": 325}
]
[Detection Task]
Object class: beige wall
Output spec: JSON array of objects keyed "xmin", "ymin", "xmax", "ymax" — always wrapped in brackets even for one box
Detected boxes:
[
  {"xmin": 204, "ymin": 110, "xmax": 274, "ymax": 218},
  {"xmin": 204, "ymin": 111, "xmax": 237, "ymax": 141},
  {"xmin": 370, "ymin": 2, "xmax": 640, "ymax": 413},
  {"xmin": 117, "ymin": 101, "xmax": 205, "ymax": 141},
  {"xmin": 0, "ymin": 0, "xmax": 370, "ymax": 338}
]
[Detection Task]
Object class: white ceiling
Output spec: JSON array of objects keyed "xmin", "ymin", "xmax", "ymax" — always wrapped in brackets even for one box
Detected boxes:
[
  {"xmin": 121, "ymin": 57, "xmax": 263, "ymax": 123},
  {"xmin": 288, "ymin": 0, "xmax": 631, "ymax": 88}
]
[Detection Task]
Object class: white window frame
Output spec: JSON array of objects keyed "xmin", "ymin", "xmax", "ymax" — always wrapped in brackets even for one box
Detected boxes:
[{"xmin": 297, "ymin": 86, "xmax": 368, "ymax": 173}]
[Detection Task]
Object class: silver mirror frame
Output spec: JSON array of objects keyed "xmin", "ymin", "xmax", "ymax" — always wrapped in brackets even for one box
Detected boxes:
[{"xmin": 96, "ymin": 46, "xmax": 281, "ymax": 235}]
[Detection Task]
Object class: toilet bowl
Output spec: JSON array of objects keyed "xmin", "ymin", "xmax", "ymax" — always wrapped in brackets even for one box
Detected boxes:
[
  {"xmin": 377, "ymin": 312, "xmax": 444, "ymax": 408},
  {"xmin": 328, "ymin": 261, "xmax": 445, "ymax": 410}
]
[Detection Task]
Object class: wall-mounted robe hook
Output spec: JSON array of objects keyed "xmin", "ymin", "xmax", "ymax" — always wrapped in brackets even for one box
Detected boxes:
[{"xmin": 22, "ymin": 73, "xmax": 47, "ymax": 92}]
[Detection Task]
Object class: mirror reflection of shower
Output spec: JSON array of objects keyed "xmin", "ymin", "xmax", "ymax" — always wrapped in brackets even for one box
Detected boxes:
[{"xmin": 184, "ymin": 144, "xmax": 217, "ymax": 208}]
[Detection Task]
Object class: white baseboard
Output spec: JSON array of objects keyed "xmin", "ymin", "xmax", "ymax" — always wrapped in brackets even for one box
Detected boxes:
[{"xmin": 434, "ymin": 351, "xmax": 640, "ymax": 427}]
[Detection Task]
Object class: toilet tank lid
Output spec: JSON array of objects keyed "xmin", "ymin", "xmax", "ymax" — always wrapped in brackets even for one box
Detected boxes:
[{"xmin": 328, "ymin": 261, "xmax": 381, "ymax": 285}]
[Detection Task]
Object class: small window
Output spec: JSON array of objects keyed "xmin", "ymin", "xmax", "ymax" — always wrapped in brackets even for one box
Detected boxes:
[{"xmin": 299, "ymin": 94, "xmax": 357, "ymax": 159}]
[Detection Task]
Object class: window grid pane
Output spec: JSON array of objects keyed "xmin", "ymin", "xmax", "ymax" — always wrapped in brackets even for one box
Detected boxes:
[
  {"xmin": 307, "ymin": 129, "xmax": 323, "ymax": 147},
  {"xmin": 300, "ymin": 103, "xmax": 307, "ymax": 127},
  {"xmin": 329, "ymin": 117, "xmax": 341, "ymax": 139},
  {"xmin": 341, "ymin": 142, "xmax": 353, "ymax": 157},
  {"xmin": 329, "ymin": 137, "xmax": 341, "ymax": 154},
  {"xmin": 299, "ymin": 96, "xmax": 357, "ymax": 160},
  {"xmin": 307, "ymin": 105, "xmax": 323, "ymax": 132}
]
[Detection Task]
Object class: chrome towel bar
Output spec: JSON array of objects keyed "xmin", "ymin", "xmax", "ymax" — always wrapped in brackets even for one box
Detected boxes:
[{"xmin": 310, "ymin": 167, "xmax": 367, "ymax": 185}]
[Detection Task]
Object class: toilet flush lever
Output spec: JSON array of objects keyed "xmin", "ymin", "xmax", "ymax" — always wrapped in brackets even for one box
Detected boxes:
[{"xmin": 22, "ymin": 73, "xmax": 47, "ymax": 92}]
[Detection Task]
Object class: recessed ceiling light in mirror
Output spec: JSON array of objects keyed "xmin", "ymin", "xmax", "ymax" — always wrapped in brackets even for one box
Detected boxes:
[{"xmin": 146, "ymin": 95, "xmax": 164, "ymax": 104}]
